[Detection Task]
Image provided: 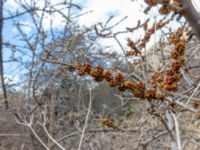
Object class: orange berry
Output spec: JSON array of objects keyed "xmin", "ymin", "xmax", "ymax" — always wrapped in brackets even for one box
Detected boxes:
[
  {"xmin": 159, "ymin": 5, "xmax": 170, "ymax": 15},
  {"xmin": 145, "ymin": 0, "xmax": 158, "ymax": 6},
  {"xmin": 115, "ymin": 72, "xmax": 124, "ymax": 82},
  {"xmin": 196, "ymin": 109, "xmax": 200, "ymax": 119}
]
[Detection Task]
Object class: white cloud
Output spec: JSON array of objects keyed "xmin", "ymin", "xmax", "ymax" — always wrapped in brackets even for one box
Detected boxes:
[
  {"xmin": 41, "ymin": 11, "xmax": 67, "ymax": 30},
  {"xmin": 74, "ymin": 0, "xmax": 148, "ymax": 52},
  {"xmin": 5, "ymin": 0, "xmax": 146, "ymax": 31},
  {"xmin": 5, "ymin": 74, "xmax": 20, "ymax": 85},
  {"xmin": 4, "ymin": 0, "xmax": 152, "ymax": 51},
  {"xmin": 19, "ymin": 20, "xmax": 33, "ymax": 34},
  {"xmin": 4, "ymin": 0, "xmax": 19, "ymax": 12},
  {"xmin": 4, "ymin": 0, "xmax": 64, "ymax": 10},
  {"xmin": 9, "ymin": 20, "xmax": 33, "ymax": 37},
  {"xmin": 78, "ymin": 0, "xmax": 147, "ymax": 27}
]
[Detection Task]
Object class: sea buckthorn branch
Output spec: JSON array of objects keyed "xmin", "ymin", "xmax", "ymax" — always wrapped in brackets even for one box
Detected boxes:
[
  {"xmin": 44, "ymin": 59, "xmax": 164, "ymax": 100},
  {"xmin": 150, "ymin": 28, "xmax": 186, "ymax": 91},
  {"xmin": 43, "ymin": 26, "xmax": 200, "ymax": 118},
  {"xmin": 147, "ymin": 28, "xmax": 200, "ymax": 117},
  {"xmin": 44, "ymin": 27, "xmax": 190, "ymax": 97},
  {"xmin": 139, "ymin": 16, "xmax": 175, "ymax": 49},
  {"xmin": 125, "ymin": 26, "xmax": 200, "ymax": 116},
  {"xmin": 126, "ymin": 15, "xmax": 175, "ymax": 57}
]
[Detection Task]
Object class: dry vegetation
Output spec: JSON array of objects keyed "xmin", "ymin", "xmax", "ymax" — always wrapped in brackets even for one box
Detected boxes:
[{"xmin": 0, "ymin": 0, "xmax": 200, "ymax": 150}]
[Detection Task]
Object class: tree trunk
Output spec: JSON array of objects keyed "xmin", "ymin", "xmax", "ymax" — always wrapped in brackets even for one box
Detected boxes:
[
  {"xmin": 180, "ymin": 0, "xmax": 200, "ymax": 39},
  {"xmin": 0, "ymin": 0, "xmax": 8, "ymax": 109}
]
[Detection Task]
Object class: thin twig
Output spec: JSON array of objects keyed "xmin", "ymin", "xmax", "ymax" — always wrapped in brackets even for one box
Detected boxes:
[
  {"xmin": 77, "ymin": 87, "xmax": 93, "ymax": 150},
  {"xmin": 171, "ymin": 112, "xmax": 182, "ymax": 150},
  {"xmin": 29, "ymin": 125, "xmax": 50, "ymax": 150},
  {"xmin": 14, "ymin": 114, "xmax": 49, "ymax": 150},
  {"xmin": 184, "ymin": 82, "xmax": 200, "ymax": 106},
  {"xmin": 40, "ymin": 124, "xmax": 66, "ymax": 150},
  {"xmin": 165, "ymin": 97, "xmax": 196, "ymax": 113},
  {"xmin": 50, "ymin": 128, "xmax": 138, "ymax": 149},
  {"xmin": 142, "ymin": 131, "xmax": 168, "ymax": 147}
]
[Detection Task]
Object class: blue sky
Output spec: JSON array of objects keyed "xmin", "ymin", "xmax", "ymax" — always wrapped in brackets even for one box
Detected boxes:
[
  {"xmin": 3, "ymin": 0, "xmax": 148, "ymax": 38},
  {"xmin": 2, "ymin": 0, "xmax": 146, "ymax": 74},
  {"xmin": 2, "ymin": 0, "xmax": 182, "ymax": 86}
]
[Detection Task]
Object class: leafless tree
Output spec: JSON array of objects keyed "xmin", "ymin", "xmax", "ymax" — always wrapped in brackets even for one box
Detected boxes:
[{"xmin": 0, "ymin": 0, "xmax": 200, "ymax": 150}]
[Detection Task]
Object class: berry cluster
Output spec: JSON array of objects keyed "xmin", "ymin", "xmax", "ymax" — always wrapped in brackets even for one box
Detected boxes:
[
  {"xmin": 192, "ymin": 102, "xmax": 200, "ymax": 109},
  {"xmin": 126, "ymin": 18, "xmax": 172, "ymax": 57},
  {"xmin": 150, "ymin": 72, "xmax": 164, "ymax": 89},
  {"xmin": 163, "ymin": 29, "xmax": 185, "ymax": 91},
  {"xmin": 62, "ymin": 28, "xmax": 186, "ymax": 104},
  {"xmin": 64, "ymin": 62, "xmax": 164, "ymax": 100},
  {"xmin": 126, "ymin": 38, "xmax": 141, "ymax": 56},
  {"xmin": 192, "ymin": 102, "xmax": 200, "ymax": 119},
  {"xmin": 101, "ymin": 118, "xmax": 119, "ymax": 130},
  {"xmin": 50, "ymin": 27, "xmax": 188, "ymax": 112},
  {"xmin": 144, "ymin": 0, "xmax": 182, "ymax": 15},
  {"xmin": 150, "ymin": 28, "xmax": 186, "ymax": 91},
  {"xmin": 139, "ymin": 18, "xmax": 173, "ymax": 48},
  {"xmin": 197, "ymin": 109, "xmax": 200, "ymax": 119}
]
